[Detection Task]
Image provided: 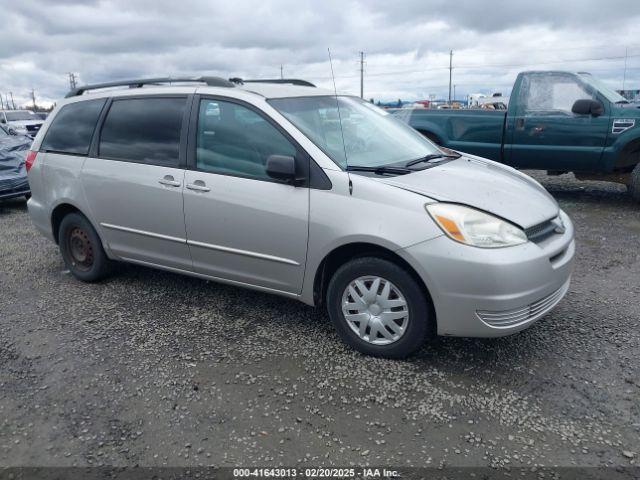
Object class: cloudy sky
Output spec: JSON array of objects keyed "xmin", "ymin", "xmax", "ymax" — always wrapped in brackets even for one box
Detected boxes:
[{"xmin": 1, "ymin": 0, "xmax": 639, "ymax": 107}]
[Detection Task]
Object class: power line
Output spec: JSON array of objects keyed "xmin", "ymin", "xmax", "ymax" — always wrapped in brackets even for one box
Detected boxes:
[
  {"xmin": 314, "ymin": 52, "xmax": 640, "ymax": 80},
  {"xmin": 452, "ymin": 42, "xmax": 640, "ymax": 57}
]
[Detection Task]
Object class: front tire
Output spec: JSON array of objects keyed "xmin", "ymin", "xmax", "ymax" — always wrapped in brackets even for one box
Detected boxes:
[
  {"xmin": 58, "ymin": 212, "xmax": 112, "ymax": 282},
  {"xmin": 326, "ymin": 257, "xmax": 432, "ymax": 358},
  {"xmin": 629, "ymin": 163, "xmax": 640, "ymax": 203}
]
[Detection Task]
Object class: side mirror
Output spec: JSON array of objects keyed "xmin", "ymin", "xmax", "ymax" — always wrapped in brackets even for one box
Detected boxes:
[
  {"xmin": 266, "ymin": 155, "xmax": 297, "ymax": 183},
  {"xmin": 572, "ymin": 99, "xmax": 604, "ymax": 117}
]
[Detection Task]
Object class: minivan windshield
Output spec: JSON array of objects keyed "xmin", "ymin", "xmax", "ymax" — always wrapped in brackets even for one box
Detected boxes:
[{"xmin": 269, "ymin": 96, "xmax": 440, "ymax": 169}]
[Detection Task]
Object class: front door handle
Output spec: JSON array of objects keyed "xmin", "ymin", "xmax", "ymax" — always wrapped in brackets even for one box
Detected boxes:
[
  {"xmin": 159, "ymin": 175, "xmax": 181, "ymax": 187},
  {"xmin": 186, "ymin": 180, "xmax": 211, "ymax": 192}
]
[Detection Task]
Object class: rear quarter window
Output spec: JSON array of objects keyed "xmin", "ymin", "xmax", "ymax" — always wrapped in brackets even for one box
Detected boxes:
[
  {"xmin": 98, "ymin": 97, "xmax": 186, "ymax": 166},
  {"xmin": 40, "ymin": 99, "xmax": 107, "ymax": 155}
]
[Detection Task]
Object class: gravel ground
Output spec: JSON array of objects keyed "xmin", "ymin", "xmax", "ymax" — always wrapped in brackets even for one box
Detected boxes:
[{"xmin": 0, "ymin": 172, "xmax": 638, "ymax": 470}]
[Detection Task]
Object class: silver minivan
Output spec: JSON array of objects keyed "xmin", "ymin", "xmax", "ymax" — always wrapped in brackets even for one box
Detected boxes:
[{"xmin": 27, "ymin": 77, "xmax": 575, "ymax": 358}]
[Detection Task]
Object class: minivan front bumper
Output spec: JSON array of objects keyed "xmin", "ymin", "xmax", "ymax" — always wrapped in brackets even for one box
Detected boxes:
[{"xmin": 400, "ymin": 210, "xmax": 575, "ymax": 337}]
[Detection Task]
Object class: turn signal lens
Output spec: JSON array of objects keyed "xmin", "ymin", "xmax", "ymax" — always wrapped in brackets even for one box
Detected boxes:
[
  {"xmin": 25, "ymin": 150, "xmax": 37, "ymax": 172},
  {"xmin": 426, "ymin": 203, "xmax": 527, "ymax": 248}
]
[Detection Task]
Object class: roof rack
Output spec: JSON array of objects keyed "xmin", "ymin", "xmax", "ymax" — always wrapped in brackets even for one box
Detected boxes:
[
  {"xmin": 229, "ymin": 78, "xmax": 316, "ymax": 88},
  {"xmin": 65, "ymin": 76, "xmax": 236, "ymax": 97}
]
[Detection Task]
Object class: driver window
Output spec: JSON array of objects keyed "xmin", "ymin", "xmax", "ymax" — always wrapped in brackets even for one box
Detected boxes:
[
  {"xmin": 196, "ymin": 99, "xmax": 297, "ymax": 180},
  {"xmin": 520, "ymin": 74, "xmax": 594, "ymax": 115}
]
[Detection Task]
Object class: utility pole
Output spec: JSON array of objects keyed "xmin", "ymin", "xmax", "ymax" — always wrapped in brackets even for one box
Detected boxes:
[
  {"xmin": 448, "ymin": 50, "xmax": 453, "ymax": 106},
  {"xmin": 623, "ymin": 46, "xmax": 628, "ymax": 91},
  {"xmin": 280, "ymin": 65, "xmax": 283, "ymax": 79},
  {"xmin": 68, "ymin": 72, "xmax": 77, "ymax": 90},
  {"xmin": 453, "ymin": 84, "xmax": 457, "ymax": 103},
  {"xmin": 9, "ymin": 92, "xmax": 16, "ymax": 109},
  {"xmin": 31, "ymin": 89, "xmax": 37, "ymax": 110},
  {"xmin": 359, "ymin": 51, "xmax": 365, "ymax": 99}
]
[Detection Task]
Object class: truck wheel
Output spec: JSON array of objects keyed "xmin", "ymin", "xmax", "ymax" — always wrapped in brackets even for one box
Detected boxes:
[
  {"xmin": 629, "ymin": 163, "xmax": 640, "ymax": 203},
  {"xmin": 326, "ymin": 257, "xmax": 432, "ymax": 358},
  {"xmin": 58, "ymin": 212, "xmax": 113, "ymax": 282}
]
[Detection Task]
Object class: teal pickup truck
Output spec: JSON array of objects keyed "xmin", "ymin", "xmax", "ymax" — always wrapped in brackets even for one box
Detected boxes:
[{"xmin": 394, "ymin": 71, "xmax": 640, "ymax": 201}]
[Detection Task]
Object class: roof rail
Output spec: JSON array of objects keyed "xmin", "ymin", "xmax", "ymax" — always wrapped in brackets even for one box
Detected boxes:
[
  {"xmin": 229, "ymin": 78, "xmax": 316, "ymax": 88},
  {"xmin": 65, "ymin": 76, "xmax": 235, "ymax": 97}
]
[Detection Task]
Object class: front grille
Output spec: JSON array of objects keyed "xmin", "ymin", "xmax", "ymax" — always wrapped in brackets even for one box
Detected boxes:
[
  {"xmin": 477, "ymin": 280, "xmax": 570, "ymax": 328},
  {"xmin": 525, "ymin": 218, "xmax": 557, "ymax": 243}
]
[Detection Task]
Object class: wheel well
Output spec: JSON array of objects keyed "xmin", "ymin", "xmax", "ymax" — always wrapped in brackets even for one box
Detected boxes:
[
  {"xmin": 313, "ymin": 242, "xmax": 436, "ymax": 329},
  {"xmin": 51, "ymin": 204, "xmax": 81, "ymax": 244},
  {"xmin": 417, "ymin": 129, "xmax": 441, "ymax": 145},
  {"xmin": 616, "ymin": 138, "xmax": 640, "ymax": 170}
]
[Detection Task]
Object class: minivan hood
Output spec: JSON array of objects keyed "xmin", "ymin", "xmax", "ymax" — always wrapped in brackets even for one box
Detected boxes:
[{"xmin": 377, "ymin": 156, "xmax": 559, "ymax": 229}]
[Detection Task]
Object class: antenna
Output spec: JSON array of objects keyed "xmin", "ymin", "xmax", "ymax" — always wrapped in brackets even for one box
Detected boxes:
[{"xmin": 328, "ymin": 48, "xmax": 349, "ymax": 171}]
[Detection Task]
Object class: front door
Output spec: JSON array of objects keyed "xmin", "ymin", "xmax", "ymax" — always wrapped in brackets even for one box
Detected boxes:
[
  {"xmin": 183, "ymin": 97, "xmax": 309, "ymax": 294},
  {"xmin": 506, "ymin": 72, "xmax": 610, "ymax": 171},
  {"xmin": 82, "ymin": 96, "xmax": 192, "ymax": 271}
]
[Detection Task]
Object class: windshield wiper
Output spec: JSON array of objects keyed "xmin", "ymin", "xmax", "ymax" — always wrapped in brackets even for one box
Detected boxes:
[
  {"xmin": 405, "ymin": 153, "xmax": 460, "ymax": 168},
  {"xmin": 346, "ymin": 165, "xmax": 412, "ymax": 175}
]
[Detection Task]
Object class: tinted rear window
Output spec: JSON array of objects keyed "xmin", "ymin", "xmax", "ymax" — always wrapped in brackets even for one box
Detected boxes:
[
  {"xmin": 41, "ymin": 99, "xmax": 106, "ymax": 155},
  {"xmin": 99, "ymin": 97, "xmax": 186, "ymax": 166}
]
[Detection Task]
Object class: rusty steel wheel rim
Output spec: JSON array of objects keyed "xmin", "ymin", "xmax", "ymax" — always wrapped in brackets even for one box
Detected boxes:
[{"xmin": 67, "ymin": 226, "xmax": 94, "ymax": 271}]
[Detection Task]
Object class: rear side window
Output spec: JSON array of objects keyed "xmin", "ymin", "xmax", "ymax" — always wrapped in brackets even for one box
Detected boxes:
[
  {"xmin": 99, "ymin": 97, "xmax": 186, "ymax": 166},
  {"xmin": 40, "ymin": 99, "xmax": 106, "ymax": 155}
]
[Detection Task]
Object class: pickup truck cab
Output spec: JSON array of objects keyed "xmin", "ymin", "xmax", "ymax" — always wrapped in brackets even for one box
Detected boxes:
[{"xmin": 395, "ymin": 71, "xmax": 640, "ymax": 201}]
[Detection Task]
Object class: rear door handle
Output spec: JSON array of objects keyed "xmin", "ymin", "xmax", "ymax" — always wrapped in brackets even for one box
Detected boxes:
[
  {"xmin": 159, "ymin": 175, "xmax": 181, "ymax": 187},
  {"xmin": 186, "ymin": 180, "xmax": 211, "ymax": 192}
]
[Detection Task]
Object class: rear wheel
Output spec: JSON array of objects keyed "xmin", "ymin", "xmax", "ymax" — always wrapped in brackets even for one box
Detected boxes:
[
  {"xmin": 629, "ymin": 163, "xmax": 640, "ymax": 203},
  {"xmin": 58, "ymin": 212, "xmax": 112, "ymax": 282},
  {"xmin": 326, "ymin": 257, "xmax": 432, "ymax": 358}
]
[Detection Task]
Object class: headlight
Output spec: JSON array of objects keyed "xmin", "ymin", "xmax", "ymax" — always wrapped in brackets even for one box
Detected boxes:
[{"xmin": 426, "ymin": 203, "xmax": 527, "ymax": 248}]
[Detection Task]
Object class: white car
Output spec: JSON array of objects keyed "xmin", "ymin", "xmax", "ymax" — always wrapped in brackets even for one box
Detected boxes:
[{"xmin": 0, "ymin": 110, "xmax": 43, "ymax": 138}]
